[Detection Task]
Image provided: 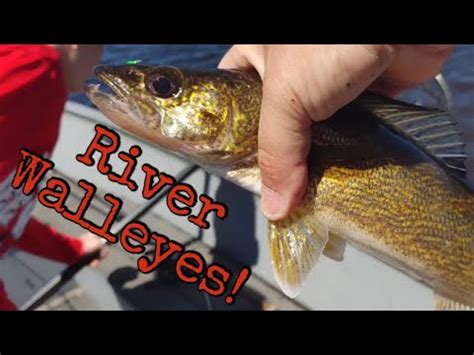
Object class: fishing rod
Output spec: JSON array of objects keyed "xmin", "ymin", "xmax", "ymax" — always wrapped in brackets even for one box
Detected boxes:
[{"xmin": 21, "ymin": 165, "xmax": 199, "ymax": 310}]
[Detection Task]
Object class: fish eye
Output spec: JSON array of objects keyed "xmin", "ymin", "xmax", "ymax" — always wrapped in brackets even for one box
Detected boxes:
[{"xmin": 146, "ymin": 75, "xmax": 179, "ymax": 98}]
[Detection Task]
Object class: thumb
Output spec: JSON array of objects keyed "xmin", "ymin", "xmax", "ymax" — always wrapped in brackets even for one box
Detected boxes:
[
  {"xmin": 258, "ymin": 76, "xmax": 312, "ymax": 221},
  {"xmin": 257, "ymin": 45, "xmax": 397, "ymax": 220}
]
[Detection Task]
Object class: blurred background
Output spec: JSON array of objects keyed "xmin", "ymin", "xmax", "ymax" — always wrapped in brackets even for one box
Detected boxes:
[{"xmin": 1, "ymin": 45, "xmax": 472, "ymax": 310}]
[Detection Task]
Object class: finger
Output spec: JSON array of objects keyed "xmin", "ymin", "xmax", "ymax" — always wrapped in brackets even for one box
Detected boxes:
[
  {"xmin": 382, "ymin": 45, "xmax": 454, "ymax": 86},
  {"xmin": 295, "ymin": 45, "xmax": 397, "ymax": 120},
  {"xmin": 369, "ymin": 45, "xmax": 455, "ymax": 97},
  {"xmin": 99, "ymin": 246, "xmax": 109, "ymax": 260},
  {"xmin": 259, "ymin": 75, "xmax": 312, "ymax": 220},
  {"xmin": 88, "ymin": 247, "xmax": 107, "ymax": 268},
  {"xmin": 218, "ymin": 45, "xmax": 265, "ymax": 76},
  {"xmin": 258, "ymin": 45, "xmax": 397, "ymax": 220},
  {"xmin": 369, "ymin": 77, "xmax": 412, "ymax": 98}
]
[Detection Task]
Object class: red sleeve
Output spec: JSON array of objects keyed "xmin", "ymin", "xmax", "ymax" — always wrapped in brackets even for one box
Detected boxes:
[
  {"xmin": 0, "ymin": 45, "xmax": 80, "ymax": 265},
  {"xmin": 14, "ymin": 217, "xmax": 85, "ymax": 266},
  {"xmin": 0, "ymin": 45, "xmax": 67, "ymax": 165}
]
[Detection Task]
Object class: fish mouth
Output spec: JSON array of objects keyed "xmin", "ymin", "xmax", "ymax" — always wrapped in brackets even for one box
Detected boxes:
[
  {"xmin": 94, "ymin": 66, "xmax": 130, "ymax": 102},
  {"xmin": 85, "ymin": 65, "xmax": 146, "ymax": 127},
  {"xmin": 85, "ymin": 65, "xmax": 132, "ymax": 105},
  {"xmin": 84, "ymin": 65, "xmax": 187, "ymax": 152}
]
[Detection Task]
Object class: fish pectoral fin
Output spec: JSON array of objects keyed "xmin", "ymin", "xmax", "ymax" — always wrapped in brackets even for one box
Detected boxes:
[
  {"xmin": 434, "ymin": 293, "xmax": 473, "ymax": 310},
  {"xmin": 268, "ymin": 204, "xmax": 329, "ymax": 298},
  {"xmin": 323, "ymin": 233, "xmax": 347, "ymax": 262}
]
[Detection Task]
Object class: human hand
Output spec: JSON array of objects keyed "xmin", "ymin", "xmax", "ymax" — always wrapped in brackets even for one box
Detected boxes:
[
  {"xmin": 50, "ymin": 45, "xmax": 103, "ymax": 93},
  {"xmin": 78, "ymin": 232, "xmax": 108, "ymax": 268},
  {"xmin": 219, "ymin": 45, "xmax": 453, "ymax": 221}
]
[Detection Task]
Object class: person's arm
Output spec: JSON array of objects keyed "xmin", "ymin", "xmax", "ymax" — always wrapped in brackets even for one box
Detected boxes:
[
  {"xmin": 0, "ymin": 45, "xmax": 107, "ymax": 267},
  {"xmin": 14, "ymin": 217, "xmax": 84, "ymax": 265},
  {"xmin": 219, "ymin": 45, "xmax": 454, "ymax": 220},
  {"xmin": 50, "ymin": 45, "xmax": 104, "ymax": 93}
]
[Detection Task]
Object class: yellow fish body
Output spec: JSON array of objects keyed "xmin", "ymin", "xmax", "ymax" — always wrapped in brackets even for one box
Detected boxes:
[{"xmin": 86, "ymin": 65, "xmax": 473, "ymax": 309}]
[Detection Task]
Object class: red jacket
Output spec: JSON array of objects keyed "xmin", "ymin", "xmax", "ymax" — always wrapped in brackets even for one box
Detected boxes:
[{"xmin": 0, "ymin": 45, "xmax": 84, "ymax": 265}]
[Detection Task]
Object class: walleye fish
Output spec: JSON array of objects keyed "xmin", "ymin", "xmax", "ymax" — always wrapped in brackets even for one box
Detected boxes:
[{"xmin": 85, "ymin": 64, "xmax": 474, "ymax": 309}]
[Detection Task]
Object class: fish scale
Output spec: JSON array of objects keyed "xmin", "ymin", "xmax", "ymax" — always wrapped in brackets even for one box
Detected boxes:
[
  {"xmin": 312, "ymin": 130, "xmax": 473, "ymax": 305},
  {"xmin": 86, "ymin": 65, "xmax": 474, "ymax": 309}
]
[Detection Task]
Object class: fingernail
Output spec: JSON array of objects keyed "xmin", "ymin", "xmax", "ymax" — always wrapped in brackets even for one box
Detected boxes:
[{"xmin": 261, "ymin": 185, "xmax": 287, "ymax": 220}]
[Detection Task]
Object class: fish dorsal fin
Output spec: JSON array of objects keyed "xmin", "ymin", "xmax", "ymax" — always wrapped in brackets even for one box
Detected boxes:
[{"xmin": 357, "ymin": 92, "xmax": 468, "ymax": 179}]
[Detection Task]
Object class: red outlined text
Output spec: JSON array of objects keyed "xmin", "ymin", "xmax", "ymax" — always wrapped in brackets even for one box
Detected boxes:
[{"xmin": 11, "ymin": 125, "xmax": 251, "ymax": 305}]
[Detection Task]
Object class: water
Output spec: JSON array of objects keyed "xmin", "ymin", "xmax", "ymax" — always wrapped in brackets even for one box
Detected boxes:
[
  {"xmin": 72, "ymin": 44, "xmax": 474, "ymax": 185},
  {"xmin": 101, "ymin": 45, "xmax": 230, "ymax": 67},
  {"xmin": 71, "ymin": 45, "xmax": 230, "ymax": 105}
]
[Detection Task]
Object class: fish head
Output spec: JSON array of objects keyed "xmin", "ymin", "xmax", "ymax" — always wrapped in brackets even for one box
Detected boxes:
[{"xmin": 86, "ymin": 64, "xmax": 262, "ymax": 164}]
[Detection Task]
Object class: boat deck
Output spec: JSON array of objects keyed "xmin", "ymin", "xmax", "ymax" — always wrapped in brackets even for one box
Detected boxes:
[{"xmin": 1, "ymin": 101, "xmax": 439, "ymax": 310}]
